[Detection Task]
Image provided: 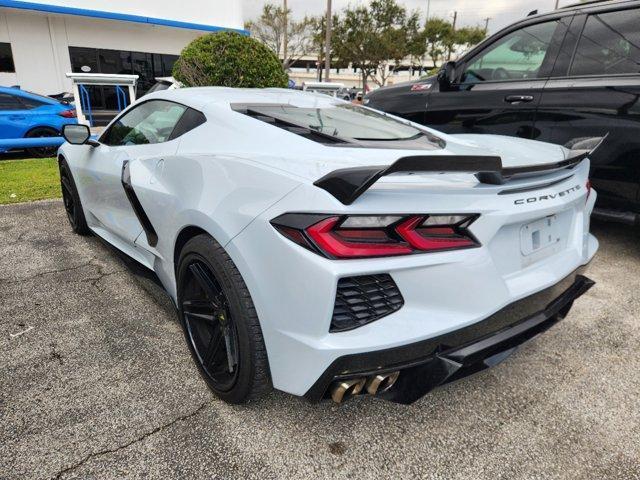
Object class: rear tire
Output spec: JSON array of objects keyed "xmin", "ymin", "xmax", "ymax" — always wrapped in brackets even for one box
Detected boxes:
[
  {"xmin": 177, "ymin": 234, "xmax": 271, "ymax": 404},
  {"xmin": 26, "ymin": 127, "xmax": 60, "ymax": 158},
  {"xmin": 59, "ymin": 159, "xmax": 90, "ymax": 236}
]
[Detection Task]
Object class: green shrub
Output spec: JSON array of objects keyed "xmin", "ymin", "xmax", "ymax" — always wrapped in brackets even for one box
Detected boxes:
[{"xmin": 173, "ymin": 31, "xmax": 288, "ymax": 88}]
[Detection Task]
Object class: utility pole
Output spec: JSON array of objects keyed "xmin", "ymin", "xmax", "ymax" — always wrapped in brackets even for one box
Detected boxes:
[
  {"xmin": 283, "ymin": 0, "xmax": 288, "ymax": 67},
  {"xmin": 426, "ymin": 0, "xmax": 431, "ymax": 21},
  {"xmin": 325, "ymin": 0, "xmax": 332, "ymax": 83},
  {"xmin": 484, "ymin": 17, "xmax": 491, "ymax": 32},
  {"xmin": 554, "ymin": 0, "xmax": 560, "ymax": 9},
  {"xmin": 448, "ymin": 11, "xmax": 457, "ymax": 61}
]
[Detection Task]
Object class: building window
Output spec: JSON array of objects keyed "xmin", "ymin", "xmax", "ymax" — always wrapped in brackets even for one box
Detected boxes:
[
  {"xmin": 0, "ymin": 43, "xmax": 15, "ymax": 73},
  {"xmin": 68, "ymin": 46, "xmax": 178, "ymax": 110}
]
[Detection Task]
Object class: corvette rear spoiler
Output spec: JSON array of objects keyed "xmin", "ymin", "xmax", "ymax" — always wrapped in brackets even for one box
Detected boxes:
[{"xmin": 314, "ymin": 142, "xmax": 602, "ymax": 205}]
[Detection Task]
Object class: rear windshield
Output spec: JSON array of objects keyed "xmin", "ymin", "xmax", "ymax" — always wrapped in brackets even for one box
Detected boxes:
[
  {"xmin": 146, "ymin": 81, "xmax": 171, "ymax": 94},
  {"xmin": 246, "ymin": 104, "xmax": 442, "ymax": 144}
]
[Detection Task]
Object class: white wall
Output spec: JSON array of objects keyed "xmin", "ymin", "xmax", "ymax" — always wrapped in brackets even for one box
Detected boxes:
[
  {"xmin": 0, "ymin": 11, "xmax": 63, "ymax": 93},
  {"xmin": 0, "ymin": 8, "xmax": 219, "ymax": 94},
  {"xmin": 31, "ymin": 0, "xmax": 244, "ymax": 30}
]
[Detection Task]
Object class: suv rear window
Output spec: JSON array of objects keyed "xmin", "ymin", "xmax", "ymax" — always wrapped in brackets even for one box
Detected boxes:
[{"xmin": 570, "ymin": 9, "xmax": 640, "ymax": 76}]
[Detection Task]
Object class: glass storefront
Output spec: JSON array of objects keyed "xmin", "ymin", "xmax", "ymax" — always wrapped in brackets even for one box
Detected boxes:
[{"xmin": 69, "ymin": 46, "xmax": 178, "ymax": 111}]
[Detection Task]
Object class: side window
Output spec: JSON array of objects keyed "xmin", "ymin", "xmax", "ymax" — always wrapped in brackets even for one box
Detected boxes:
[
  {"xmin": 168, "ymin": 108, "xmax": 206, "ymax": 140},
  {"xmin": 570, "ymin": 9, "xmax": 640, "ymax": 76},
  {"xmin": 0, "ymin": 93, "xmax": 24, "ymax": 111},
  {"xmin": 101, "ymin": 100, "xmax": 187, "ymax": 146},
  {"xmin": 18, "ymin": 97, "xmax": 46, "ymax": 109},
  {"xmin": 461, "ymin": 21, "xmax": 559, "ymax": 83}
]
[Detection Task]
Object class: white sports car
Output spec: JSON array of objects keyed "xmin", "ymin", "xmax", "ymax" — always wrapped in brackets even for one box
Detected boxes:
[{"xmin": 58, "ymin": 87, "xmax": 598, "ymax": 404}]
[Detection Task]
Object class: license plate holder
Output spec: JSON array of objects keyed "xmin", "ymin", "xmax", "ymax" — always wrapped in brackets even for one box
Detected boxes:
[{"xmin": 520, "ymin": 215, "xmax": 561, "ymax": 256}]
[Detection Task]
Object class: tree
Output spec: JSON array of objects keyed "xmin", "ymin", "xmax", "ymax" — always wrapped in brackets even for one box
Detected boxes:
[
  {"xmin": 245, "ymin": 4, "xmax": 316, "ymax": 70},
  {"xmin": 310, "ymin": 14, "xmax": 340, "ymax": 82},
  {"xmin": 372, "ymin": 4, "xmax": 423, "ymax": 86},
  {"xmin": 453, "ymin": 26, "xmax": 487, "ymax": 54},
  {"xmin": 332, "ymin": 0, "xmax": 420, "ymax": 89},
  {"xmin": 405, "ymin": 12, "xmax": 426, "ymax": 76},
  {"xmin": 423, "ymin": 18, "xmax": 453, "ymax": 69},
  {"xmin": 173, "ymin": 32, "xmax": 288, "ymax": 88}
]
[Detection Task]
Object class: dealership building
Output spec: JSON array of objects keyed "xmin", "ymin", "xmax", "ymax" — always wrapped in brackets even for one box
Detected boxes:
[{"xmin": 0, "ymin": 0, "xmax": 244, "ymax": 120}]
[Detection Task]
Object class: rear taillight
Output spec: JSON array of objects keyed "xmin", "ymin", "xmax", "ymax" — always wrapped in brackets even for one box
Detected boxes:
[
  {"xmin": 59, "ymin": 109, "xmax": 76, "ymax": 118},
  {"xmin": 396, "ymin": 216, "xmax": 476, "ymax": 250},
  {"xmin": 271, "ymin": 213, "xmax": 479, "ymax": 259},
  {"xmin": 586, "ymin": 179, "xmax": 592, "ymax": 200}
]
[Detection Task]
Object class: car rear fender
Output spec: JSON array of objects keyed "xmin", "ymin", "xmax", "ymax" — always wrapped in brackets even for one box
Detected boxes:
[{"xmin": 125, "ymin": 154, "xmax": 302, "ymax": 300}]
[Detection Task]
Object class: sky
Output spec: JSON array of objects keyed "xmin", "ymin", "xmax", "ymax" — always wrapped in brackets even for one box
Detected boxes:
[{"xmin": 241, "ymin": 0, "xmax": 574, "ymax": 34}]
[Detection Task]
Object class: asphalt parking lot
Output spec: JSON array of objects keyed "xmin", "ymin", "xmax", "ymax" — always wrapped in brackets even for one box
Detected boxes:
[{"xmin": 1, "ymin": 199, "xmax": 639, "ymax": 480}]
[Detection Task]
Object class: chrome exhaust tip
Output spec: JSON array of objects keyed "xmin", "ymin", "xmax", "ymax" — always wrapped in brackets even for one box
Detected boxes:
[
  {"xmin": 330, "ymin": 378, "xmax": 366, "ymax": 403},
  {"xmin": 365, "ymin": 371, "xmax": 400, "ymax": 395}
]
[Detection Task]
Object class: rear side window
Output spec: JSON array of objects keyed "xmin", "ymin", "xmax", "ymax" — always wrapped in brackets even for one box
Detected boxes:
[
  {"xmin": 18, "ymin": 96, "xmax": 47, "ymax": 109},
  {"xmin": 570, "ymin": 9, "xmax": 640, "ymax": 76},
  {"xmin": 168, "ymin": 108, "xmax": 206, "ymax": 140},
  {"xmin": 0, "ymin": 93, "xmax": 23, "ymax": 110},
  {"xmin": 102, "ymin": 100, "xmax": 187, "ymax": 146},
  {"xmin": 461, "ymin": 21, "xmax": 558, "ymax": 83}
]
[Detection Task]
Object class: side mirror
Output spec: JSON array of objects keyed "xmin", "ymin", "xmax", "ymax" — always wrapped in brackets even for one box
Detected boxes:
[
  {"xmin": 437, "ymin": 61, "xmax": 457, "ymax": 90},
  {"xmin": 62, "ymin": 124, "xmax": 98, "ymax": 146}
]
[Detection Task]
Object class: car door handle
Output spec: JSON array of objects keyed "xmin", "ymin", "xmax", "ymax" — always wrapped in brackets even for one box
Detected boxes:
[
  {"xmin": 504, "ymin": 95, "xmax": 534, "ymax": 103},
  {"xmin": 9, "ymin": 115, "xmax": 27, "ymax": 120}
]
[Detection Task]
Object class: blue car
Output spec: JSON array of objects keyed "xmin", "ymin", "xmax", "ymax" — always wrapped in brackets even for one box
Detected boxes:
[{"xmin": 0, "ymin": 86, "xmax": 77, "ymax": 157}]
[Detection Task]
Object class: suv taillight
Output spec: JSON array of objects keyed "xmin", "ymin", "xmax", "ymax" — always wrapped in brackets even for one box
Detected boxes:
[{"xmin": 271, "ymin": 213, "xmax": 479, "ymax": 259}]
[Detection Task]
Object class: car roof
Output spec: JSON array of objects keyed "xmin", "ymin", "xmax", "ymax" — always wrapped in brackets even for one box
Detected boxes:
[
  {"xmin": 0, "ymin": 86, "xmax": 23, "ymax": 95},
  {"xmin": 517, "ymin": 0, "xmax": 638, "ymax": 23},
  {"xmin": 146, "ymin": 87, "xmax": 344, "ymax": 111},
  {"xmin": 0, "ymin": 86, "xmax": 58, "ymax": 103},
  {"xmin": 560, "ymin": 0, "xmax": 638, "ymax": 10}
]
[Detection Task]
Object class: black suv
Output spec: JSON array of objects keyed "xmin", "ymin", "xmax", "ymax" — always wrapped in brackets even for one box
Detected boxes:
[{"xmin": 366, "ymin": 0, "xmax": 640, "ymax": 224}]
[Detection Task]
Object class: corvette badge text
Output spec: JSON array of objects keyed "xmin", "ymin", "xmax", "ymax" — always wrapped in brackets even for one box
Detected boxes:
[{"xmin": 514, "ymin": 185, "xmax": 581, "ymax": 205}]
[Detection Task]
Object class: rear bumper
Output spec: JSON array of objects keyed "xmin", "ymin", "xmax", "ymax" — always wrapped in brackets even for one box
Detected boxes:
[{"xmin": 304, "ymin": 268, "xmax": 594, "ymax": 403}]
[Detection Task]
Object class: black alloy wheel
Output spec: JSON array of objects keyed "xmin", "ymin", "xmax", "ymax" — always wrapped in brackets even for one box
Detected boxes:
[
  {"xmin": 26, "ymin": 127, "xmax": 60, "ymax": 158},
  {"xmin": 60, "ymin": 175, "xmax": 77, "ymax": 229},
  {"xmin": 177, "ymin": 234, "xmax": 271, "ymax": 404},
  {"xmin": 58, "ymin": 159, "xmax": 90, "ymax": 235},
  {"xmin": 182, "ymin": 259, "xmax": 240, "ymax": 392}
]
